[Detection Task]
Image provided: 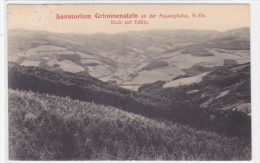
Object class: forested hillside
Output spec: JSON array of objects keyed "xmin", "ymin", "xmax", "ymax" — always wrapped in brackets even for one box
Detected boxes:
[
  {"xmin": 9, "ymin": 89, "xmax": 251, "ymax": 160},
  {"xmin": 139, "ymin": 63, "xmax": 250, "ymax": 115},
  {"xmin": 8, "ymin": 63, "xmax": 251, "ymax": 138}
]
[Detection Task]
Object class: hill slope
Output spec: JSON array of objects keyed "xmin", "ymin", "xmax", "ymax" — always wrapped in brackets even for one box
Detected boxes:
[
  {"xmin": 9, "ymin": 89, "xmax": 251, "ymax": 160},
  {"xmin": 8, "ymin": 63, "xmax": 251, "ymax": 137},
  {"xmin": 140, "ymin": 63, "xmax": 251, "ymax": 115}
]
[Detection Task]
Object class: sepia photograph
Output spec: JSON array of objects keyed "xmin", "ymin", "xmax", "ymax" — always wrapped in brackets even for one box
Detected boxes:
[{"xmin": 7, "ymin": 4, "xmax": 253, "ymax": 161}]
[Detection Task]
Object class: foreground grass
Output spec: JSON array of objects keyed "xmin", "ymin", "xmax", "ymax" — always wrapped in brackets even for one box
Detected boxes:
[{"xmin": 9, "ymin": 89, "xmax": 251, "ymax": 160}]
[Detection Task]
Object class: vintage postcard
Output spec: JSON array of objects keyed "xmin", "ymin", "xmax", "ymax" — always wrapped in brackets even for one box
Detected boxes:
[{"xmin": 5, "ymin": 2, "xmax": 256, "ymax": 161}]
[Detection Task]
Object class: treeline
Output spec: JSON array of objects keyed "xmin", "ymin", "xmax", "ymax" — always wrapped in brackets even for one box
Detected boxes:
[
  {"xmin": 138, "ymin": 80, "xmax": 166, "ymax": 94},
  {"xmin": 8, "ymin": 63, "xmax": 251, "ymax": 137}
]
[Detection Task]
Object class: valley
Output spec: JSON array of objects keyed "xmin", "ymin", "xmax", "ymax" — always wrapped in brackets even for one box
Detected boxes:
[
  {"xmin": 8, "ymin": 27, "xmax": 251, "ymax": 160},
  {"xmin": 8, "ymin": 28, "xmax": 250, "ymax": 90}
]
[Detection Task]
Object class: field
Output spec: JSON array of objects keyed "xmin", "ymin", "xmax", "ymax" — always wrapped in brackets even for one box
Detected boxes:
[
  {"xmin": 8, "ymin": 28, "xmax": 250, "ymax": 90},
  {"xmin": 9, "ymin": 89, "xmax": 251, "ymax": 160}
]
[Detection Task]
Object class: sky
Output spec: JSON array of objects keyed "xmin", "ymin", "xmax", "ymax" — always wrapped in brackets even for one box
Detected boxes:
[{"xmin": 8, "ymin": 4, "xmax": 250, "ymax": 34}]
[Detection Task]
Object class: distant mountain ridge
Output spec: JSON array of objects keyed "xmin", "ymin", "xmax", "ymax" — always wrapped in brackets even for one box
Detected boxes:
[{"xmin": 8, "ymin": 27, "xmax": 250, "ymax": 90}]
